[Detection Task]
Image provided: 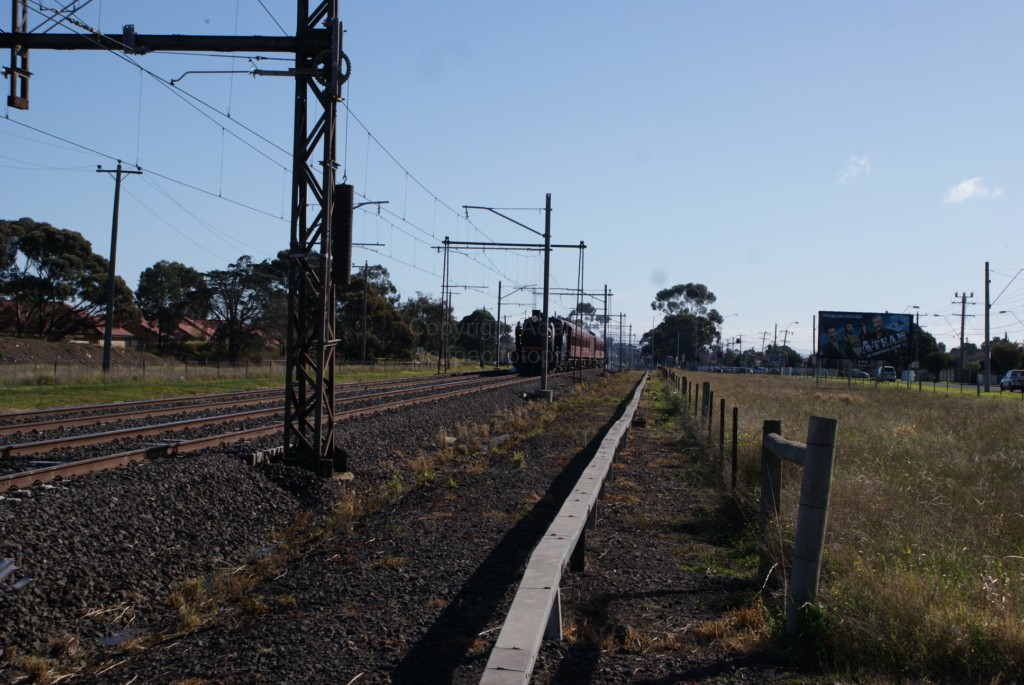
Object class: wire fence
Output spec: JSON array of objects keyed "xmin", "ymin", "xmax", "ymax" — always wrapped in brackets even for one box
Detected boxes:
[{"xmin": 0, "ymin": 358, "xmax": 431, "ymax": 386}]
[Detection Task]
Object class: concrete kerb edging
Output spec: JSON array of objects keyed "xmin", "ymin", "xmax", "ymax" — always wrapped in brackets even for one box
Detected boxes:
[{"xmin": 479, "ymin": 372, "xmax": 650, "ymax": 685}]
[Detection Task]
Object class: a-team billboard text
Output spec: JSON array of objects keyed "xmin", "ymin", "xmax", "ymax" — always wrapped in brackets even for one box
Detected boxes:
[{"xmin": 817, "ymin": 311, "xmax": 913, "ymax": 362}]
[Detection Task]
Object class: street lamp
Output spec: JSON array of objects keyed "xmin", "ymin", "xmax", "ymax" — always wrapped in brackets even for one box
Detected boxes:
[
  {"xmin": 780, "ymin": 321, "xmax": 799, "ymax": 348},
  {"xmin": 998, "ymin": 310, "xmax": 1024, "ymax": 345},
  {"xmin": 999, "ymin": 310, "xmax": 1024, "ymax": 328},
  {"xmin": 773, "ymin": 321, "xmax": 798, "ymax": 348},
  {"xmin": 931, "ymin": 313, "xmax": 957, "ymax": 336},
  {"xmin": 780, "ymin": 323, "xmax": 797, "ymax": 347}
]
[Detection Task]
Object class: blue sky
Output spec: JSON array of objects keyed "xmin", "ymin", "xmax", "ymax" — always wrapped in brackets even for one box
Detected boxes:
[{"xmin": 3, "ymin": 1, "xmax": 1023, "ymax": 357}]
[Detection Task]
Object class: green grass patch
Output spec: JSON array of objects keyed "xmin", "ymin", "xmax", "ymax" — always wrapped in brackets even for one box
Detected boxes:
[
  {"xmin": 0, "ymin": 368, "xmax": 436, "ymax": 412},
  {"xmin": 0, "ymin": 376, "xmax": 282, "ymax": 411}
]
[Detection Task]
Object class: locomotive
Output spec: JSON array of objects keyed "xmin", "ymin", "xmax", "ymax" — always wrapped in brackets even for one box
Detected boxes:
[{"xmin": 511, "ymin": 310, "xmax": 606, "ymax": 376}]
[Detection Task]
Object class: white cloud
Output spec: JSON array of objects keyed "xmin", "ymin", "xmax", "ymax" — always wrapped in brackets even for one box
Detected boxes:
[
  {"xmin": 839, "ymin": 155, "xmax": 871, "ymax": 185},
  {"xmin": 943, "ymin": 177, "xmax": 1003, "ymax": 204}
]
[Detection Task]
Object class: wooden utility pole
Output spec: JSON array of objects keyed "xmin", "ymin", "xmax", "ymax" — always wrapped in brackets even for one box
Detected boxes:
[
  {"xmin": 2, "ymin": 0, "xmax": 351, "ymax": 477},
  {"xmin": 96, "ymin": 162, "xmax": 142, "ymax": 372},
  {"xmin": 954, "ymin": 291, "xmax": 973, "ymax": 384}
]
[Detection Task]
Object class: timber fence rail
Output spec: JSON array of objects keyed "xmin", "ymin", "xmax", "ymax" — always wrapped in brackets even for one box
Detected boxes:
[{"xmin": 479, "ymin": 372, "xmax": 649, "ymax": 685}]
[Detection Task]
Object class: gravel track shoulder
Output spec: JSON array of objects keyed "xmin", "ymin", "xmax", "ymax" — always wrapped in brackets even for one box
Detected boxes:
[{"xmin": 1, "ymin": 372, "xmax": 834, "ymax": 684}]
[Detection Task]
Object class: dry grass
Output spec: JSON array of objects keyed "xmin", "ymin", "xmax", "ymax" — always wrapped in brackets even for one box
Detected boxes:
[
  {"xmin": 374, "ymin": 555, "xmax": 407, "ymax": 569},
  {"xmin": 688, "ymin": 600, "xmax": 772, "ymax": 652},
  {"xmin": 564, "ymin": 607, "xmax": 770, "ymax": 657},
  {"xmin": 7, "ymin": 653, "xmax": 56, "ymax": 684},
  {"xmin": 671, "ymin": 370, "xmax": 1024, "ymax": 681}
]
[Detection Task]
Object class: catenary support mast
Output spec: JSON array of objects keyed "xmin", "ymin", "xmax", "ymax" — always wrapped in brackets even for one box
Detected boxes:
[{"xmin": 2, "ymin": 0, "xmax": 350, "ymax": 476}]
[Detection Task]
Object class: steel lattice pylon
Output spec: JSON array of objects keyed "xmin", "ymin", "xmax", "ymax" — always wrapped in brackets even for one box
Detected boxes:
[
  {"xmin": 2, "ymin": 0, "xmax": 350, "ymax": 477},
  {"xmin": 282, "ymin": 0, "xmax": 346, "ymax": 476}
]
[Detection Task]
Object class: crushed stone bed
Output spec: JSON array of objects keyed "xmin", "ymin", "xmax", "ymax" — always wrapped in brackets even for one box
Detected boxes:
[{"xmin": 1, "ymin": 372, "xmax": 828, "ymax": 684}]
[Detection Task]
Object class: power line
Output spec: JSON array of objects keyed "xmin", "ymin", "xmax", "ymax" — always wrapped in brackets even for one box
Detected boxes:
[
  {"xmin": 140, "ymin": 175, "xmax": 280, "ymax": 257},
  {"xmin": 6, "ymin": 7, "xmax": 567, "ymax": 321},
  {"xmin": 22, "ymin": 2, "xmax": 510, "ymax": 281},
  {"xmin": 145, "ymin": 168, "xmax": 287, "ymax": 221},
  {"xmin": 2, "ymin": 113, "xmax": 118, "ymax": 162},
  {"xmin": 0, "ymin": 116, "xmax": 287, "ymax": 221},
  {"xmin": 118, "ymin": 185, "xmax": 235, "ymax": 268},
  {"xmin": 19, "ymin": 3, "xmax": 294, "ymax": 168}
]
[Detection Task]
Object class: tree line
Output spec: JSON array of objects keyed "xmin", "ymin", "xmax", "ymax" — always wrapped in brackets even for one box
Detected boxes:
[
  {"xmin": 6, "ymin": 218, "xmax": 1018, "ymax": 374},
  {"xmin": 641, "ymin": 280, "xmax": 1024, "ymax": 378},
  {"xmin": 0, "ymin": 218, "xmax": 510, "ymax": 363}
]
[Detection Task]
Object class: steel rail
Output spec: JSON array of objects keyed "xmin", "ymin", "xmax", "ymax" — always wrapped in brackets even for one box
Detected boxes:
[
  {"xmin": 0, "ymin": 395, "xmax": 282, "ymax": 438},
  {"xmin": 0, "ymin": 371, "xmax": 503, "ymax": 427},
  {"xmin": 0, "ymin": 375, "xmax": 510, "ymax": 449},
  {"xmin": 0, "ymin": 388, "xmax": 283, "ymax": 424},
  {"xmin": 1, "ymin": 375, "xmax": 530, "ymax": 490}
]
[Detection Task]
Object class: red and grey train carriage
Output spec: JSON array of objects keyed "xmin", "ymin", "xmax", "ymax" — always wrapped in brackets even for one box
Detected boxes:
[{"xmin": 511, "ymin": 310, "xmax": 605, "ymax": 376}]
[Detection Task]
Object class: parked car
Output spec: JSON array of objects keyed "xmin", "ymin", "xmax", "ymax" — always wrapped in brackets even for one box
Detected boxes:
[
  {"xmin": 877, "ymin": 366, "xmax": 897, "ymax": 382},
  {"xmin": 1000, "ymin": 369, "xmax": 1024, "ymax": 392},
  {"xmin": 851, "ymin": 369, "xmax": 871, "ymax": 379}
]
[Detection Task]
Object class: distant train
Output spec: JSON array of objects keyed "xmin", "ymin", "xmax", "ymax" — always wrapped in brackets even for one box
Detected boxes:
[{"xmin": 511, "ymin": 310, "xmax": 606, "ymax": 376}]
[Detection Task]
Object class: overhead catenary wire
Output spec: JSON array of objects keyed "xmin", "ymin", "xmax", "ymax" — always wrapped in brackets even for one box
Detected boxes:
[
  {"xmin": 32, "ymin": 0, "xmax": 97, "ymax": 35},
  {"xmin": 8, "ymin": 4, "xmax": 574, "ymax": 322},
  {"xmin": 18, "ymin": 2, "xmax": 294, "ymax": 169},
  {"xmin": 25, "ymin": 5, "xmax": 511, "ymax": 257},
  {"xmin": 27, "ymin": 0, "xmax": 98, "ymax": 35},
  {"xmin": 342, "ymin": 102, "xmax": 497, "ymax": 244}
]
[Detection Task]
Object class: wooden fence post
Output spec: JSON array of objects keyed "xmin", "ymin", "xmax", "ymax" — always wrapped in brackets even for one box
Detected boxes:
[
  {"xmin": 707, "ymin": 389, "xmax": 714, "ymax": 435},
  {"xmin": 785, "ymin": 416, "xmax": 838, "ymax": 640},
  {"xmin": 760, "ymin": 419, "xmax": 783, "ymax": 583},
  {"xmin": 719, "ymin": 397, "xmax": 726, "ymax": 455},
  {"xmin": 680, "ymin": 376, "xmax": 689, "ymax": 430},
  {"xmin": 731, "ymin": 406, "xmax": 738, "ymax": 491}
]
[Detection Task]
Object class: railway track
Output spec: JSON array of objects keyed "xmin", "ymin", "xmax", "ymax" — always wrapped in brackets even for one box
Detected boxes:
[
  {"xmin": 0, "ymin": 371, "xmax": 507, "ymax": 433},
  {"xmin": 0, "ymin": 372, "xmax": 529, "ymax": 490},
  {"xmin": 1, "ymin": 369, "xmax": 622, "ymax": 684}
]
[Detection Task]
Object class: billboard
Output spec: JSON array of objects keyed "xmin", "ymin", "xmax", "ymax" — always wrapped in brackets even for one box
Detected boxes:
[{"xmin": 818, "ymin": 311, "xmax": 913, "ymax": 362}]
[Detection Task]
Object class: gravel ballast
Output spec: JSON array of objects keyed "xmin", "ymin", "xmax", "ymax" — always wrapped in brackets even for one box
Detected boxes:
[
  {"xmin": 1, "ymin": 372, "xmax": 827, "ymax": 684},
  {"xmin": 0, "ymin": 373, "xmax": 608, "ymax": 683}
]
